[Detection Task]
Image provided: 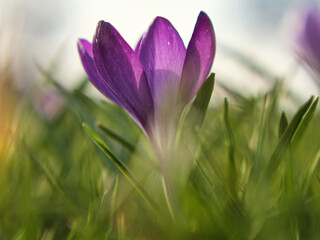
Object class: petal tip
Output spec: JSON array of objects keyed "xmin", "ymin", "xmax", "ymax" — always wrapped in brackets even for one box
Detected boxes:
[
  {"xmin": 77, "ymin": 39, "xmax": 93, "ymax": 57},
  {"xmin": 95, "ymin": 21, "xmax": 109, "ymax": 37},
  {"xmin": 77, "ymin": 39, "xmax": 83, "ymax": 51},
  {"xmin": 96, "ymin": 20, "xmax": 106, "ymax": 27},
  {"xmin": 198, "ymin": 11, "xmax": 213, "ymax": 27},
  {"xmin": 94, "ymin": 21, "xmax": 117, "ymax": 42},
  {"xmin": 199, "ymin": 11, "xmax": 208, "ymax": 17},
  {"xmin": 97, "ymin": 20, "xmax": 114, "ymax": 30},
  {"xmin": 154, "ymin": 16, "xmax": 167, "ymax": 22},
  {"xmin": 152, "ymin": 16, "xmax": 171, "ymax": 28},
  {"xmin": 77, "ymin": 39, "xmax": 89, "ymax": 48}
]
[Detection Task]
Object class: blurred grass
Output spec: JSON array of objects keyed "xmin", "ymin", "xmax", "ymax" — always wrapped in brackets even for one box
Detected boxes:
[{"xmin": 0, "ymin": 65, "xmax": 319, "ymax": 239}]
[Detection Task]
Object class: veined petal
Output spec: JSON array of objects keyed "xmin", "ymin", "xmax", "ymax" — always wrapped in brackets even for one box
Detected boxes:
[
  {"xmin": 77, "ymin": 39, "xmax": 120, "ymax": 105},
  {"xmin": 138, "ymin": 17, "xmax": 186, "ymax": 110},
  {"xmin": 92, "ymin": 21, "xmax": 153, "ymax": 129},
  {"xmin": 78, "ymin": 39, "xmax": 144, "ymax": 126},
  {"xmin": 179, "ymin": 11, "xmax": 216, "ymax": 103}
]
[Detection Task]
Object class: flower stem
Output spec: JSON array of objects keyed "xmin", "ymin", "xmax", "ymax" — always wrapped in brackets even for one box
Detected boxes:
[{"xmin": 161, "ymin": 170, "xmax": 177, "ymax": 221}]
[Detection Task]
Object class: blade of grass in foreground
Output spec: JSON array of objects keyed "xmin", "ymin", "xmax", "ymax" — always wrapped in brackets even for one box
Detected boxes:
[
  {"xmin": 82, "ymin": 123, "xmax": 157, "ymax": 212},
  {"xmin": 97, "ymin": 124, "xmax": 135, "ymax": 152},
  {"xmin": 265, "ymin": 96, "xmax": 317, "ymax": 177},
  {"xmin": 224, "ymin": 98, "xmax": 237, "ymax": 192},
  {"xmin": 278, "ymin": 111, "xmax": 288, "ymax": 138},
  {"xmin": 184, "ymin": 73, "xmax": 215, "ymax": 132},
  {"xmin": 302, "ymin": 152, "xmax": 320, "ymax": 196},
  {"xmin": 26, "ymin": 145, "xmax": 77, "ymax": 213},
  {"xmin": 292, "ymin": 97, "xmax": 319, "ymax": 146},
  {"xmin": 105, "ymin": 175, "xmax": 119, "ymax": 238}
]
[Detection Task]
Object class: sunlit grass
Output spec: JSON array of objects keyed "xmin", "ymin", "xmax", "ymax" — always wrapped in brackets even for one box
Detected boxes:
[{"xmin": 0, "ymin": 67, "xmax": 319, "ymax": 239}]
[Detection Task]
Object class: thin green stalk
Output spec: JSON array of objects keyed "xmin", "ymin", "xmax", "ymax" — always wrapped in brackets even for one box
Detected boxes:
[
  {"xmin": 83, "ymin": 123, "xmax": 158, "ymax": 212},
  {"xmin": 97, "ymin": 124, "xmax": 135, "ymax": 152}
]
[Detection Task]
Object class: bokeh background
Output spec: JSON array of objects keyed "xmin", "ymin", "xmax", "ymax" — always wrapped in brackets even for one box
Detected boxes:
[
  {"xmin": 0, "ymin": 0, "xmax": 319, "ymax": 97},
  {"xmin": 1, "ymin": 1, "xmax": 320, "ymax": 239}
]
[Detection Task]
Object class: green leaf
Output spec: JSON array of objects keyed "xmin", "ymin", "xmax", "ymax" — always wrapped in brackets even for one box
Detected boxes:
[
  {"xmin": 224, "ymin": 98, "xmax": 237, "ymax": 195},
  {"xmin": 265, "ymin": 96, "xmax": 317, "ymax": 177},
  {"xmin": 26, "ymin": 149, "xmax": 76, "ymax": 213},
  {"xmin": 278, "ymin": 111, "xmax": 288, "ymax": 138},
  {"xmin": 82, "ymin": 123, "xmax": 157, "ymax": 211},
  {"xmin": 97, "ymin": 124, "xmax": 135, "ymax": 152},
  {"xmin": 292, "ymin": 97, "xmax": 319, "ymax": 146},
  {"xmin": 303, "ymin": 152, "xmax": 320, "ymax": 195},
  {"xmin": 105, "ymin": 175, "xmax": 119, "ymax": 238},
  {"xmin": 74, "ymin": 76, "xmax": 89, "ymax": 92},
  {"xmin": 184, "ymin": 73, "xmax": 215, "ymax": 132},
  {"xmin": 224, "ymin": 98, "xmax": 235, "ymax": 145}
]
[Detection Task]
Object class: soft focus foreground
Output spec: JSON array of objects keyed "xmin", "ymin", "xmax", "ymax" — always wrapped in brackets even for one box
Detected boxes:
[
  {"xmin": 0, "ymin": 65, "xmax": 17, "ymax": 171},
  {"xmin": 0, "ymin": 65, "xmax": 320, "ymax": 239}
]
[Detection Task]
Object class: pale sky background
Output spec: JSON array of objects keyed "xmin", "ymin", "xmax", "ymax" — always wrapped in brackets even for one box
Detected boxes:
[{"xmin": 1, "ymin": 0, "xmax": 319, "ymax": 99}]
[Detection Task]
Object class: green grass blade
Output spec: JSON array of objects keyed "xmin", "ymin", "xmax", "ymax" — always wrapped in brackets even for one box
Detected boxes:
[
  {"xmin": 278, "ymin": 111, "xmax": 288, "ymax": 138},
  {"xmin": 74, "ymin": 76, "xmax": 89, "ymax": 92},
  {"xmin": 184, "ymin": 73, "xmax": 215, "ymax": 132},
  {"xmin": 265, "ymin": 96, "xmax": 316, "ymax": 177},
  {"xmin": 292, "ymin": 97, "xmax": 319, "ymax": 146},
  {"xmin": 303, "ymin": 151, "xmax": 320, "ymax": 195},
  {"xmin": 105, "ymin": 175, "xmax": 119, "ymax": 238},
  {"xmin": 224, "ymin": 98, "xmax": 235, "ymax": 145},
  {"xmin": 224, "ymin": 98, "xmax": 237, "ymax": 194},
  {"xmin": 26, "ymin": 149, "xmax": 77, "ymax": 213},
  {"xmin": 97, "ymin": 124, "xmax": 135, "ymax": 152},
  {"xmin": 36, "ymin": 63, "xmax": 69, "ymax": 96},
  {"xmin": 82, "ymin": 123, "xmax": 157, "ymax": 211}
]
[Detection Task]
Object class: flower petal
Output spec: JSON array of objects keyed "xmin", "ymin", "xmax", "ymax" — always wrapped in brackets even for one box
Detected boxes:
[
  {"xmin": 137, "ymin": 17, "xmax": 186, "ymax": 110},
  {"xmin": 92, "ymin": 21, "xmax": 154, "ymax": 129},
  {"xmin": 135, "ymin": 35, "xmax": 144, "ymax": 55},
  {"xmin": 77, "ymin": 39, "xmax": 120, "ymax": 105},
  {"xmin": 179, "ymin": 11, "xmax": 216, "ymax": 103},
  {"xmin": 305, "ymin": 10, "xmax": 320, "ymax": 63}
]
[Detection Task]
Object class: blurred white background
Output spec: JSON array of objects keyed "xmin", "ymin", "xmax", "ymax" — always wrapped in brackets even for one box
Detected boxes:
[{"xmin": 0, "ymin": 0, "xmax": 319, "ymax": 98}]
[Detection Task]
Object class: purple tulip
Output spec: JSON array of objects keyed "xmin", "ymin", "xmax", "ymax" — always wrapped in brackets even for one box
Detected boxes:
[
  {"xmin": 297, "ymin": 8, "xmax": 320, "ymax": 83},
  {"xmin": 78, "ymin": 11, "xmax": 215, "ymax": 153}
]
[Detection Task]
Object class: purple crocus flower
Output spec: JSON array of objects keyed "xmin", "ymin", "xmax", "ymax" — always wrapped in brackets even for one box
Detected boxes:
[
  {"xmin": 78, "ymin": 11, "xmax": 215, "ymax": 155},
  {"xmin": 297, "ymin": 8, "xmax": 320, "ymax": 84}
]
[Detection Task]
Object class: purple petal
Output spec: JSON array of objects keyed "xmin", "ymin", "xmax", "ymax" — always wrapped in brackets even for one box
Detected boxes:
[
  {"xmin": 135, "ymin": 35, "xmax": 144, "ymax": 55},
  {"xmin": 305, "ymin": 10, "xmax": 320, "ymax": 63},
  {"xmin": 77, "ymin": 39, "xmax": 120, "ymax": 105},
  {"xmin": 92, "ymin": 21, "xmax": 153, "ymax": 129},
  {"xmin": 137, "ymin": 17, "xmax": 186, "ymax": 110},
  {"xmin": 179, "ymin": 11, "xmax": 216, "ymax": 103}
]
